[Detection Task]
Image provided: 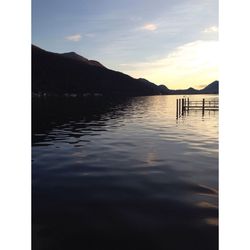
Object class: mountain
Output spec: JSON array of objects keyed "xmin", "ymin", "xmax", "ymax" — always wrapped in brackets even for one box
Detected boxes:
[
  {"xmin": 138, "ymin": 78, "xmax": 164, "ymax": 92},
  {"xmin": 168, "ymin": 87, "xmax": 199, "ymax": 95},
  {"xmin": 61, "ymin": 52, "xmax": 106, "ymax": 68},
  {"xmin": 199, "ymin": 80, "xmax": 219, "ymax": 94},
  {"xmin": 158, "ymin": 84, "xmax": 170, "ymax": 94},
  {"xmin": 61, "ymin": 52, "xmax": 89, "ymax": 63},
  {"xmin": 165, "ymin": 81, "xmax": 219, "ymax": 95},
  {"xmin": 32, "ymin": 44, "xmax": 218, "ymax": 96},
  {"xmin": 32, "ymin": 45, "xmax": 161, "ymax": 96}
]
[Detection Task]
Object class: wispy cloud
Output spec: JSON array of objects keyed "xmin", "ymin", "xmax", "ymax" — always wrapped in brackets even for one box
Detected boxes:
[
  {"xmin": 203, "ymin": 26, "xmax": 218, "ymax": 33},
  {"xmin": 85, "ymin": 33, "xmax": 95, "ymax": 38},
  {"xmin": 141, "ymin": 23, "xmax": 157, "ymax": 31},
  {"xmin": 65, "ymin": 34, "xmax": 82, "ymax": 42}
]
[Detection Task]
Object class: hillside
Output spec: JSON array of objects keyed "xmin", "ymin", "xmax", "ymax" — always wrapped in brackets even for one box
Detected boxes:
[
  {"xmin": 32, "ymin": 45, "xmax": 218, "ymax": 96},
  {"xmin": 32, "ymin": 45, "xmax": 161, "ymax": 96},
  {"xmin": 199, "ymin": 81, "xmax": 219, "ymax": 94}
]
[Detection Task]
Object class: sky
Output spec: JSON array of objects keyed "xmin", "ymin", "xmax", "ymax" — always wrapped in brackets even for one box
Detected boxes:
[{"xmin": 32, "ymin": 0, "xmax": 218, "ymax": 89}]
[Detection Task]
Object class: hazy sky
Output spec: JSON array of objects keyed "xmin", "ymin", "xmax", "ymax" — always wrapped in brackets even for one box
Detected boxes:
[{"xmin": 32, "ymin": 0, "xmax": 218, "ymax": 89}]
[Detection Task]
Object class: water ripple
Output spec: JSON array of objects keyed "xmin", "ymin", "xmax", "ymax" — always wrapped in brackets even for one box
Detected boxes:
[{"xmin": 32, "ymin": 95, "xmax": 218, "ymax": 250}]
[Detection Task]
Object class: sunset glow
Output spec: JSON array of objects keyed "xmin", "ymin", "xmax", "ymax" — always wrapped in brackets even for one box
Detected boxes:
[
  {"xmin": 122, "ymin": 40, "xmax": 218, "ymax": 89},
  {"xmin": 33, "ymin": 0, "xmax": 218, "ymax": 89}
]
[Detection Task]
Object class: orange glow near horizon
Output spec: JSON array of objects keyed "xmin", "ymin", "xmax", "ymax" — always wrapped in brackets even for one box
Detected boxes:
[{"xmin": 122, "ymin": 40, "xmax": 218, "ymax": 90}]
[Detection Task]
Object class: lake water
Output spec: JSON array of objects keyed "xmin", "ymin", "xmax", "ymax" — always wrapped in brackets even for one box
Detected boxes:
[{"xmin": 32, "ymin": 94, "xmax": 218, "ymax": 250}]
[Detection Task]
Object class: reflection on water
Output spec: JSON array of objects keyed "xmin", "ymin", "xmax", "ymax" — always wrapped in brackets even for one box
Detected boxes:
[{"xmin": 32, "ymin": 95, "xmax": 218, "ymax": 250}]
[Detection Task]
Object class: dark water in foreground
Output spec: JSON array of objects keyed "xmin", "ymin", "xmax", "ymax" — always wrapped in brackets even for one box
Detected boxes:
[{"xmin": 32, "ymin": 95, "xmax": 218, "ymax": 250}]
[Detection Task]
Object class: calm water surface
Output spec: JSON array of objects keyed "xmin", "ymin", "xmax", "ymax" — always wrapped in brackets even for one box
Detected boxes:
[{"xmin": 32, "ymin": 95, "xmax": 218, "ymax": 250}]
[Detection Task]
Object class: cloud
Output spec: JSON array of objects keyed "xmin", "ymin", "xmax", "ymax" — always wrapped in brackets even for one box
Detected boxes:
[
  {"xmin": 65, "ymin": 34, "xmax": 82, "ymax": 42},
  {"xmin": 121, "ymin": 40, "xmax": 218, "ymax": 70},
  {"xmin": 120, "ymin": 40, "xmax": 219, "ymax": 89},
  {"xmin": 203, "ymin": 26, "xmax": 218, "ymax": 33},
  {"xmin": 141, "ymin": 23, "xmax": 157, "ymax": 31},
  {"xmin": 85, "ymin": 33, "xmax": 95, "ymax": 38}
]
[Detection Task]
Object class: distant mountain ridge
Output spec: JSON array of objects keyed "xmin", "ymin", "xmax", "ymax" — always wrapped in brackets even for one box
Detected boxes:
[
  {"xmin": 167, "ymin": 81, "xmax": 219, "ymax": 95},
  {"xmin": 199, "ymin": 80, "xmax": 219, "ymax": 94},
  {"xmin": 32, "ymin": 45, "xmax": 218, "ymax": 96}
]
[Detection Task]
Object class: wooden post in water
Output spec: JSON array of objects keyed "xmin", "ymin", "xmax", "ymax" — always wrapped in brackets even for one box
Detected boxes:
[
  {"xmin": 202, "ymin": 98, "xmax": 205, "ymax": 116},
  {"xmin": 176, "ymin": 99, "xmax": 179, "ymax": 118},
  {"xmin": 178, "ymin": 99, "xmax": 180, "ymax": 116},
  {"xmin": 179, "ymin": 99, "xmax": 181, "ymax": 116},
  {"xmin": 187, "ymin": 98, "xmax": 189, "ymax": 111},
  {"xmin": 182, "ymin": 98, "xmax": 184, "ymax": 115}
]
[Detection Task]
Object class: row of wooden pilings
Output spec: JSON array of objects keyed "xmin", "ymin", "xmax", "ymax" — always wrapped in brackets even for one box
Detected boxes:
[
  {"xmin": 176, "ymin": 98, "xmax": 206, "ymax": 118},
  {"xmin": 176, "ymin": 98, "xmax": 188, "ymax": 118}
]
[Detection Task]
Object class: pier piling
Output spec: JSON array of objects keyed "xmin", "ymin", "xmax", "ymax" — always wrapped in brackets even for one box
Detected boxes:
[
  {"xmin": 202, "ymin": 98, "xmax": 205, "ymax": 116},
  {"xmin": 182, "ymin": 98, "xmax": 184, "ymax": 115},
  {"xmin": 179, "ymin": 99, "xmax": 181, "ymax": 117},
  {"xmin": 176, "ymin": 97, "xmax": 218, "ymax": 118},
  {"xmin": 176, "ymin": 99, "xmax": 179, "ymax": 119}
]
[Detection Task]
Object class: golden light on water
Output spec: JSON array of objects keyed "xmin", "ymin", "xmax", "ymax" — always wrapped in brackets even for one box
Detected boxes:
[
  {"xmin": 197, "ymin": 201, "xmax": 217, "ymax": 209},
  {"xmin": 205, "ymin": 217, "xmax": 218, "ymax": 226},
  {"xmin": 145, "ymin": 151, "xmax": 158, "ymax": 164}
]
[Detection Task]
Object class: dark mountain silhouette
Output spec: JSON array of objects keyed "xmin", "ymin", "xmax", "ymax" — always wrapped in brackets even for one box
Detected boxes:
[
  {"xmin": 61, "ymin": 52, "xmax": 106, "ymax": 68},
  {"xmin": 168, "ymin": 87, "xmax": 199, "ymax": 95},
  {"xmin": 199, "ymin": 80, "xmax": 219, "ymax": 94},
  {"xmin": 158, "ymin": 84, "xmax": 170, "ymax": 94},
  {"xmin": 61, "ymin": 52, "xmax": 89, "ymax": 62},
  {"xmin": 167, "ymin": 81, "xmax": 219, "ymax": 95},
  {"xmin": 138, "ymin": 78, "xmax": 164, "ymax": 92},
  {"xmin": 32, "ymin": 44, "xmax": 218, "ymax": 96},
  {"xmin": 32, "ymin": 45, "xmax": 161, "ymax": 96}
]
